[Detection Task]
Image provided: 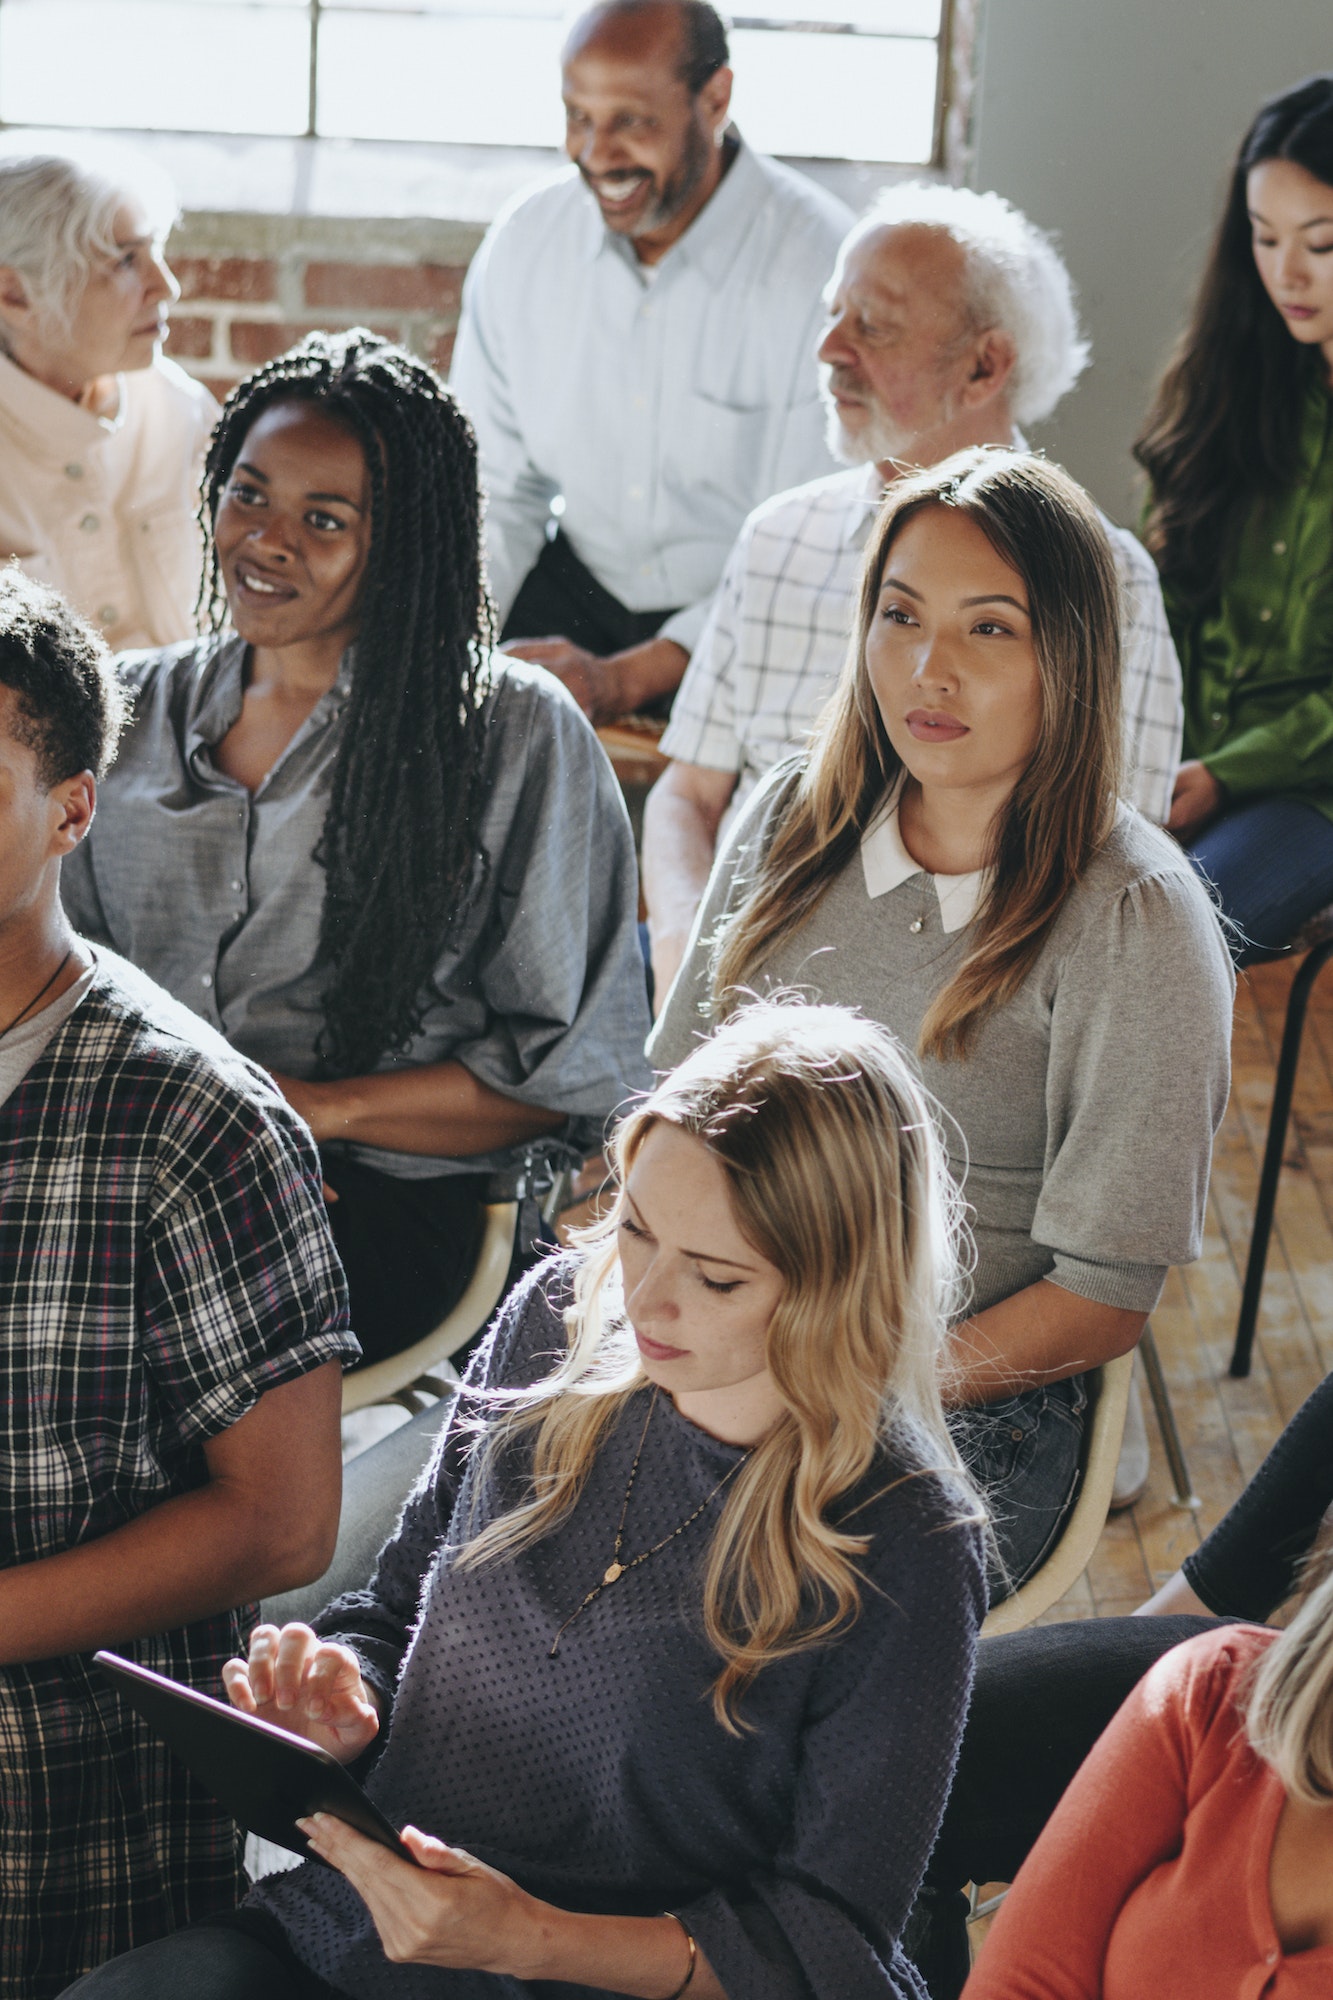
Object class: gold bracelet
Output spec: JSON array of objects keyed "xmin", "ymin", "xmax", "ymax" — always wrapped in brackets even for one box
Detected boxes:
[{"xmin": 662, "ymin": 1912, "xmax": 698, "ymax": 1999}]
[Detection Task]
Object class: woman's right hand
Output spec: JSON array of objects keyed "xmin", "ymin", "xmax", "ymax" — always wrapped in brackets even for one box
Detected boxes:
[{"xmin": 223, "ymin": 1621, "xmax": 381, "ymax": 1765}]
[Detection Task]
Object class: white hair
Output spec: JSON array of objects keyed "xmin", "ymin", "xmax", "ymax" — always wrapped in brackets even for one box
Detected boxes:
[
  {"xmin": 856, "ymin": 182, "xmax": 1090, "ymax": 427},
  {"xmin": 0, "ymin": 134, "xmax": 177, "ymax": 340}
]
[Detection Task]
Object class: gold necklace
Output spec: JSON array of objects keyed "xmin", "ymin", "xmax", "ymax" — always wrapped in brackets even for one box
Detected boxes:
[{"xmin": 548, "ymin": 1387, "xmax": 749, "ymax": 1660}]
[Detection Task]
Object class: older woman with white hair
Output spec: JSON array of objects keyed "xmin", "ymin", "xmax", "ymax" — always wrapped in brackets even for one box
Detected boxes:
[
  {"xmin": 644, "ymin": 180, "xmax": 1184, "ymax": 1006},
  {"xmin": 0, "ymin": 137, "xmax": 217, "ymax": 649}
]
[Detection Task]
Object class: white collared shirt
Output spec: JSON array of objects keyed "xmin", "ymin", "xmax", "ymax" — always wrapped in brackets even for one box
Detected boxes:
[
  {"xmin": 0, "ymin": 352, "xmax": 217, "ymax": 651},
  {"xmin": 860, "ymin": 793, "xmax": 988, "ymax": 930},
  {"xmin": 449, "ymin": 142, "xmax": 852, "ymax": 654},
  {"xmin": 662, "ymin": 460, "xmax": 1185, "ymax": 828}
]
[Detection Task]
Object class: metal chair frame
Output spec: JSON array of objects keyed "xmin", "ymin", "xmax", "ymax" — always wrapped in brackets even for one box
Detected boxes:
[{"xmin": 1230, "ymin": 932, "xmax": 1333, "ymax": 1379}]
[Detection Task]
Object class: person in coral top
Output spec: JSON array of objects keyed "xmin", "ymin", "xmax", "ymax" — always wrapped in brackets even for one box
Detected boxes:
[{"xmin": 961, "ymin": 1570, "xmax": 1333, "ymax": 1998}]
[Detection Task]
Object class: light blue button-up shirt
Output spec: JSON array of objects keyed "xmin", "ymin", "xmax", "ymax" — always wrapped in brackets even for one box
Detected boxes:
[{"xmin": 450, "ymin": 139, "xmax": 852, "ymax": 655}]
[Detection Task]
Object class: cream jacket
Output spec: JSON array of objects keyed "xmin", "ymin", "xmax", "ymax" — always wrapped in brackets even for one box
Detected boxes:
[{"xmin": 0, "ymin": 351, "xmax": 217, "ymax": 650}]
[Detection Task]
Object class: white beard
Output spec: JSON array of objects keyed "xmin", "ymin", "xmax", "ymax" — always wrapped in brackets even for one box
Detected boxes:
[{"xmin": 821, "ymin": 391, "xmax": 923, "ymax": 470}]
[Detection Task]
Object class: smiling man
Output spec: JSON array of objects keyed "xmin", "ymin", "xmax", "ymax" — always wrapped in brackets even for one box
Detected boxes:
[{"xmin": 449, "ymin": 0, "xmax": 850, "ymax": 724}]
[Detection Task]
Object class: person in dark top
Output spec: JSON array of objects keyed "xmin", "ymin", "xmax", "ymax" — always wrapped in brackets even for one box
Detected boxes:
[
  {"xmin": 62, "ymin": 330, "xmax": 651, "ymax": 1366},
  {"xmin": 0, "ymin": 569, "xmax": 357, "ymax": 1998},
  {"xmin": 69, "ymin": 1000, "xmax": 987, "ymax": 2000},
  {"xmin": 1135, "ymin": 73, "xmax": 1333, "ymax": 955}
]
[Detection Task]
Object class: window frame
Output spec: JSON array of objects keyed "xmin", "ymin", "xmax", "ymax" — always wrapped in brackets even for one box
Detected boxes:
[{"xmin": 0, "ymin": 0, "xmax": 957, "ymax": 168}]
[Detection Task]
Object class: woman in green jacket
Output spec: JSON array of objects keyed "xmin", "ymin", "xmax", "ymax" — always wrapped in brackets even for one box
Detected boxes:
[{"xmin": 1136, "ymin": 72, "xmax": 1333, "ymax": 959}]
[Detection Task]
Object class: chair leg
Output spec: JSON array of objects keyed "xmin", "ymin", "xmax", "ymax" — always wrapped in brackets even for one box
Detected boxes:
[
  {"xmin": 1231, "ymin": 940, "xmax": 1333, "ymax": 1379},
  {"xmin": 1139, "ymin": 1326, "xmax": 1200, "ymax": 1510}
]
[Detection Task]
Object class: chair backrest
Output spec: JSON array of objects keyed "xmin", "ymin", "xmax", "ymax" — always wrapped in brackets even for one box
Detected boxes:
[
  {"xmin": 980, "ymin": 1350, "xmax": 1134, "ymax": 1636},
  {"xmin": 341, "ymin": 1201, "xmax": 519, "ymax": 1415}
]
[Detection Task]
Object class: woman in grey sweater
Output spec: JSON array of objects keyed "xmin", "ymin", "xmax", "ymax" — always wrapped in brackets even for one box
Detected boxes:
[
  {"xmin": 69, "ymin": 1002, "xmax": 985, "ymax": 2000},
  {"xmin": 650, "ymin": 449, "xmax": 1235, "ymax": 1596}
]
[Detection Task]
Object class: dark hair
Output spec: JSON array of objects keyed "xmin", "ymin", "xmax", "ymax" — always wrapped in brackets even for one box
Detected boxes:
[
  {"xmin": 0, "ymin": 566, "xmax": 128, "ymax": 784},
  {"xmin": 200, "ymin": 329, "xmax": 494, "ymax": 1078},
  {"xmin": 1134, "ymin": 73, "xmax": 1333, "ymax": 606},
  {"xmin": 574, "ymin": 0, "xmax": 730, "ymax": 93}
]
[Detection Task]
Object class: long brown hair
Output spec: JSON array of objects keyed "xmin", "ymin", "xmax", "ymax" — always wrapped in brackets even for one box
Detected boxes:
[
  {"xmin": 457, "ymin": 1001, "xmax": 981, "ymax": 1730},
  {"xmin": 1134, "ymin": 74, "xmax": 1333, "ymax": 607},
  {"xmin": 712, "ymin": 449, "xmax": 1122, "ymax": 1062}
]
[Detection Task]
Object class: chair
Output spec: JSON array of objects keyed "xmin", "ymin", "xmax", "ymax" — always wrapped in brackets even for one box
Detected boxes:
[
  {"xmin": 1230, "ymin": 906, "xmax": 1333, "ymax": 1379},
  {"xmin": 981, "ymin": 1350, "xmax": 1133, "ymax": 1636},
  {"xmin": 341, "ymin": 1200, "xmax": 520, "ymax": 1415}
]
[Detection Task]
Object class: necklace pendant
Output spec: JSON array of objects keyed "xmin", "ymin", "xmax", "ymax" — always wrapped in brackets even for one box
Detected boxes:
[
  {"xmin": 602, "ymin": 1561, "xmax": 625, "ymax": 1586},
  {"xmin": 909, "ymin": 917, "xmax": 924, "ymax": 934}
]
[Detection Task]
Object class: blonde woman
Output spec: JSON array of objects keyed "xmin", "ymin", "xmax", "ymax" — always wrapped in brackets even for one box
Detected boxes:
[
  {"xmin": 651, "ymin": 449, "xmax": 1234, "ymax": 1593},
  {"xmin": 70, "ymin": 1002, "xmax": 986, "ymax": 2000},
  {"xmin": 959, "ymin": 1549, "xmax": 1333, "ymax": 1995}
]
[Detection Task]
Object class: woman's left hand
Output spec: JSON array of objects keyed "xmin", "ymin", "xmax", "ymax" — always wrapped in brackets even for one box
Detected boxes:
[{"xmin": 297, "ymin": 1813, "xmax": 541, "ymax": 1973}]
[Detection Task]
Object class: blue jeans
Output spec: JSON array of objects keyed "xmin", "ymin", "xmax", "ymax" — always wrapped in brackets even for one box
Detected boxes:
[
  {"xmin": 1186, "ymin": 796, "xmax": 1333, "ymax": 965},
  {"xmin": 949, "ymin": 1376, "xmax": 1087, "ymax": 1602}
]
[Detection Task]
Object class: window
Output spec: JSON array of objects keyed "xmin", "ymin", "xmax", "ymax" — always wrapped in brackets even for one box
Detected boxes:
[{"xmin": 0, "ymin": 0, "xmax": 947, "ymax": 165}]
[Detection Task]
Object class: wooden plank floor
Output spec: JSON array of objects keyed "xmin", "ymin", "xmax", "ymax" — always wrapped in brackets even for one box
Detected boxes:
[{"xmin": 1040, "ymin": 953, "xmax": 1333, "ymax": 1623}]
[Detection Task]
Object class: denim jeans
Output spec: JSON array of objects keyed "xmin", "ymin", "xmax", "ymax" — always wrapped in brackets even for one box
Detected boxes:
[
  {"xmin": 1186, "ymin": 795, "xmax": 1333, "ymax": 965},
  {"xmin": 59, "ymin": 1911, "xmax": 332, "ymax": 1999},
  {"xmin": 948, "ymin": 1375, "xmax": 1088, "ymax": 1602}
]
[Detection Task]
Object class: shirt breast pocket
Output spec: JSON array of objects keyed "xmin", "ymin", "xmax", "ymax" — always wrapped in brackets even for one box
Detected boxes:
[
  {"xmin": 128, "ymin": 502, "xmax": 205, "ymax": 642},
  {"xmin": 674, "ymin": 392, "xmax": 773, "ymax": 517}
]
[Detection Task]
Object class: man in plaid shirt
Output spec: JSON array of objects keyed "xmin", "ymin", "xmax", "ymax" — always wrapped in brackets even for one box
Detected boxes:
[
  {"xmin": 643, "ymin": 184, "xmax": 1186, "ymax": 1003},
  {"xmin": 0, "ymin": 571, "xmax": 359, "ymax": 1996}
]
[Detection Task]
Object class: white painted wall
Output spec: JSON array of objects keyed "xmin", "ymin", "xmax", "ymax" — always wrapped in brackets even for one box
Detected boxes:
[{"xmin": 970, "ymin": 0, "xmax": 1332, "ymax": 523}]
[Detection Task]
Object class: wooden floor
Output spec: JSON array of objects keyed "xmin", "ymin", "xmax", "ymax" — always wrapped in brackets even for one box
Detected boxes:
[{"xmin": 1042, "ymin": 953, "xmax": 1333, "ymax": 1623}]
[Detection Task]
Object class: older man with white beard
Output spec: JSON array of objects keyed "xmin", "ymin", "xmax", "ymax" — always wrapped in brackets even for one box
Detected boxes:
[{"xmin": 642, "ymin": 183, "xmax": 1185, "ymax": 1002}]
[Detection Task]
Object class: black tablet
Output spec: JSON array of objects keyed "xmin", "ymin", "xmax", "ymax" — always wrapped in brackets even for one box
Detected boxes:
[{"xmin": 94, "ymin": 1649, "xmax": 413, "ymax": 1862}]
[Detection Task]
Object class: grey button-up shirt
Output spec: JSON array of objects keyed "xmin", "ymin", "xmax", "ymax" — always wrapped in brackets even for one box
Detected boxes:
[
  {"xmin": 450, "ymin": 140, "xmax": 852, "ymax": 654},
  {"xmin": 63, "ymin": 636, "xmax": 653, "ymax": 1179}
]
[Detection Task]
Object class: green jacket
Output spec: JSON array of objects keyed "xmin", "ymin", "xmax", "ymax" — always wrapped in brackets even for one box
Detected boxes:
[{"xmin": 1163, "ymin": 376, "xmax": 1333, "ymax": 820}]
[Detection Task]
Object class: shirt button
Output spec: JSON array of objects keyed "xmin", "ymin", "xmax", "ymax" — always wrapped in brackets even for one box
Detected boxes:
[
  {"xmin": 98, "ymin": 605, "xmax": 118, "ymax": 625},
  {"xmin": 1258, "ymin": 606, "xmax": 1273, "ymax": 622},
  {"xmin": 1211, "ymin": 710, "xmax": 1224, "ymax": 724},
  {"xmin": 64, "ymin": 462, "xmax": 83, "ymax": 480},
  {"xmin": 230, "ymin": 879, "xmax": 244, "ymax": 893},
  {"xmin": 628, "ymin": 484, "xmax": 643, "ymax": 500},
  {"xmin": 200, "ymin": 973, "xmax": 213, "ymax": 989},
  {"xmin": 1272, "ymin": 540, "xmax": 1287, "ymax": 555},
  {"xmin": 79, "ymin": 513, "xmax": 100, "ymax": 533},
  {"xmin": 632, "ymin": 394, "xmax": 646, "ymax": 410}
]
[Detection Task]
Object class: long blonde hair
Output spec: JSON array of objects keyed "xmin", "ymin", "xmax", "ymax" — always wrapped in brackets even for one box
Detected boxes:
[
  {"xmin": 713, "ymin": 449, "xmax": 1123, "ymax": 1061},
  {"xmin": 1245, "ymin": 1529, "xmax": 1333, "ymax": 1802},
  {"xmin": 457, "ymin": 1000, "xmax": 981, "ymax": 1729}
]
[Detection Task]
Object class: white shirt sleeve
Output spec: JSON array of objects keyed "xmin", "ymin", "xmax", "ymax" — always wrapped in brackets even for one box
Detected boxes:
[{"xmin": 449, "ymin": 228, "xmax": 559, "ymax": 624}]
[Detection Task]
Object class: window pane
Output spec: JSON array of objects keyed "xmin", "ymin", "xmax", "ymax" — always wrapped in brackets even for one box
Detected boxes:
[
  {"xmin": 0, "ymin": 0, "xmax": 310, "ymax": 136},
  {"xmin": 317, "ymin": 14, "xmax": 567, "ymax": 147},
  {"xmin": 729, "ymin": 28, "xmax": 937, "ymax": 162}
]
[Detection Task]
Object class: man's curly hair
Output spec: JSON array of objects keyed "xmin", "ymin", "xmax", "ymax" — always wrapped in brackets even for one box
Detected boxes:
[{"xmin": 0, "ymin": 565, "xmax": 128, "ymax": 783}]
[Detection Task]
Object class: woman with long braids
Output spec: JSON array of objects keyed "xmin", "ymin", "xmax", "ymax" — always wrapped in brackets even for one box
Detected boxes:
[
  {"xmin": 651, "ymin": 448, "xmax": 1234, "ymax": 1596},
  {"xmin": 1135, "ymin": 73, "xmax": 1333, "ymax": 953},
  {"xmin": 63, "ymin": 330, "xmax": 651, "ymax": 1362},
  {"xmin": 67, "ymin": 1000, "xmax": 986, "ymax": 2000}
]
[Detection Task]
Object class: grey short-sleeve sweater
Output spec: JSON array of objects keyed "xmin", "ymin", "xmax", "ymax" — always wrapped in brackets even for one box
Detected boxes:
[
  {"xmin": 249, "ymin": 1261, "xmax": 986, "ymax": 2000},
  {"xmin": 649, "ymin": 766, "xmax": 1235, "ymax": 1316}
]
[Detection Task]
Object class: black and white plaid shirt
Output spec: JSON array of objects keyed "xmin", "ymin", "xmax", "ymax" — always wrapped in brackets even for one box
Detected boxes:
[{"xmin": 0, "ymin": 951, "xmax": 356, "ymax": 1997}]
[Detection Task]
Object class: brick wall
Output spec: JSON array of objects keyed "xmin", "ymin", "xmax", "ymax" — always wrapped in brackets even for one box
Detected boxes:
[{"xmin": 160, "ymin": 212, "xmax": 487, "ymax": 402}]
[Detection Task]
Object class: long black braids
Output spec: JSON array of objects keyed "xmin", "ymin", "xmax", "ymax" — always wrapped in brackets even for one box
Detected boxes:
[{"xmin": 198, "ymin": 329, "xmax": 495, "ymax": 1077}]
